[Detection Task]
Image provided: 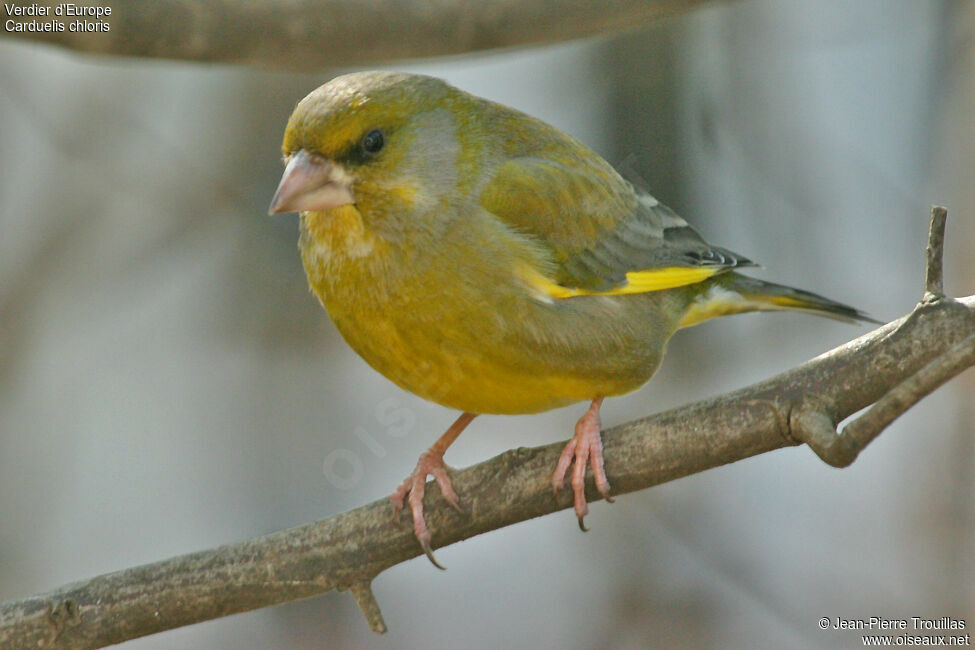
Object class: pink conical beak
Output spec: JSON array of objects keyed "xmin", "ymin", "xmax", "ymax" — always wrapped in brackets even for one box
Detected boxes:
[{"xmin": 268, "ymin": 150, "xmax": 355, "ymax": 215}]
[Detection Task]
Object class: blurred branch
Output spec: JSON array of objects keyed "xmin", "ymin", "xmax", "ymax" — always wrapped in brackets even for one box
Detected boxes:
[
  {"xmin": 2, "ymin": 207, "xmax": 974, "ymax": 647},
  {"xmin": 3, "ymin": 0, "xmax": 714, "ymax": 71}
]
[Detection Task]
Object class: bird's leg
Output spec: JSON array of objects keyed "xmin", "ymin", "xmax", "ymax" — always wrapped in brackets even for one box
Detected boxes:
[
  {"xmin": 391, "ymin": 412, "xmax": 476, "ymax": 569},
  {"xmin": 551, "ymin": 397, "xmax": 614, "ymax": 530}
]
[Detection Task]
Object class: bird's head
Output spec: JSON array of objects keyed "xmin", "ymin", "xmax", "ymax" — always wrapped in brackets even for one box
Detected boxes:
[{"xmin": 269, "ymin": 71, "xmax": 471, "ymax": 223}]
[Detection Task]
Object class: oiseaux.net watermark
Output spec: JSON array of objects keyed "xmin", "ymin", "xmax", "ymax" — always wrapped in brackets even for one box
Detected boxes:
[
  {"xmin": 322, "ymin": 395, "xmax": 426, "ymax": 490},
  {"xmin": 817, "ymin": 616, "xmax": 969, "ymax": 647},
  {"xmin": 322, "ymin": 359, "xmax": 450, "ymax": 490}
]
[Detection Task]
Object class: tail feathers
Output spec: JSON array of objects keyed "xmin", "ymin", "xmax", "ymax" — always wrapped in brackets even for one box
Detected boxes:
[{"xmin": 679, "ymin": 272, "xmax": 880, "ymax": 329}]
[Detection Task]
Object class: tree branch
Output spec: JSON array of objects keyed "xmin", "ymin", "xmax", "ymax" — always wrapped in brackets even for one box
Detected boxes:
[
  {"xmin": 1, "ymin": 208, "xmax": 973, "ymax": 648},
  {"xmin": 2, "ymin": 0, "xmax": 714, "ymax": 71}
]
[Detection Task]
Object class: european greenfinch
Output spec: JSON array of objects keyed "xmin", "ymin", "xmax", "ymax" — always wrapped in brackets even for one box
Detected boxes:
[{"xmin": 269, "ymin": 71, "xmax": 871, "ymax": 567}]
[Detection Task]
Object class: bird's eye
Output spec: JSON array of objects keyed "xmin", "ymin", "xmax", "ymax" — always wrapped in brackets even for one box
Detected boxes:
[{"xmin": 360, "ymin": 129, "xmax": 384, "ymax": 155}]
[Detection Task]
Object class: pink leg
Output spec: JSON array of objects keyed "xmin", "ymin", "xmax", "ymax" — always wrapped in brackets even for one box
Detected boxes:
[
  {"xmin": 551, "ymin": 397, "xmax": 614, "ymax": 530},
  {"xmin": 391, "ymin": 412, "xmax": 476, "ymax": 569}
]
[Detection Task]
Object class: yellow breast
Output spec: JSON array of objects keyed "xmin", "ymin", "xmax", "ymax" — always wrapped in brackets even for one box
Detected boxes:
[{"xmin": 298, "ymin": 205, "xmax": 670, "ymax": 415}]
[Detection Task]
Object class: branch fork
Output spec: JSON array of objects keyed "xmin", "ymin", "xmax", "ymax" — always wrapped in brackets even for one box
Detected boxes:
[{"xmin": 793, "ymin": 206, "xmax": 974, "ymax": 467}]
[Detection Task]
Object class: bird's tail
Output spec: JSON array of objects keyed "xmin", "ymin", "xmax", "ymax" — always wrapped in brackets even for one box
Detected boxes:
[{"xmin": 679, "ymin": 272, "xmax": 879, "ymax": 329}]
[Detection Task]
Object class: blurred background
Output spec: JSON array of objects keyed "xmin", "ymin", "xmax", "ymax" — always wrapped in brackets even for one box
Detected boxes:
[{"xmin": 1, "ymin": 0, "xmax": 973, "ymax": 648}]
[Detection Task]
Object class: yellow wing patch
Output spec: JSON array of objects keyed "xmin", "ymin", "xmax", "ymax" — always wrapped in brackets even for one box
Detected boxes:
[
  {"xmin": 616, "ymin": 267, "xmax": 723, "ymax": 293},
  {"xmin": 521, "ymin": 264, "xmax": 721, "ymax": 300}
]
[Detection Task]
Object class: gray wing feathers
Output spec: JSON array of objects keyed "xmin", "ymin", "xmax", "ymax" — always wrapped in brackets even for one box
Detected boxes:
[{"xmin": 561, "ymin": 192, "xmax": 755, "ymax": 291}]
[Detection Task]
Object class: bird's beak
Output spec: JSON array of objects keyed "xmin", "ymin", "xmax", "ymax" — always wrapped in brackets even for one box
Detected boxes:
[{"xmin": 268, "ymin": 149, "xmax": 355, "ymax": 215}]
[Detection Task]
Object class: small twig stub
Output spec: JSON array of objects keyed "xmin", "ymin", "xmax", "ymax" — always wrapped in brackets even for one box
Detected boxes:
[{"xmin": 925, "ymin": 205, "xmax": 948, "ymax": 297}]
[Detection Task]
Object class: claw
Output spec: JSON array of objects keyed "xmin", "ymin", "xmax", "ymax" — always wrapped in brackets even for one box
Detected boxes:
[{"xmin": 420, "ymin": 536, "xmax": 446, "ymax": 571}]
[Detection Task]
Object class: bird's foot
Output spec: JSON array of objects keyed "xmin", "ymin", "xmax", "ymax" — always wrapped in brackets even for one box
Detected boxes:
[
  {"xmin": 551, "ymin": 397, "xmax": 613, "ymax": 530},
  {"xmin": 391, "ymin": 412, "xmax": 475, "ymax": 569},
  {"xmin": 391, "ymin": 449, "xmax": 461, "ymax": 570}
]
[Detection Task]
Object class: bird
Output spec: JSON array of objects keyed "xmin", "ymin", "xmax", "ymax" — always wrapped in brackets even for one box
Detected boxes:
[{"xmin": 269, "ymin": 70, "xmax": 873, "ymax": 568}]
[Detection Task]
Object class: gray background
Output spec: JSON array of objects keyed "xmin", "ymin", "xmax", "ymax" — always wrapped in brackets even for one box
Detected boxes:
[{"xmin": 1, "ymin": 1, "xmax": 973, "ymax": 648}]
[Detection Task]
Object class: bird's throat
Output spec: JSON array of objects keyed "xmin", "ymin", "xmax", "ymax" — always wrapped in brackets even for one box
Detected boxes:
[{"xmin": 299, "ymin": 204, "xmax": 379, "ymax": 288}]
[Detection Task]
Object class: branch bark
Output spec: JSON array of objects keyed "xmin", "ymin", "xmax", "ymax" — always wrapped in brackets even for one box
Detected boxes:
[
  {"xmin": 2, "ymin": 0, "xmax": 714, "ymax": 71},
  {"xmin": 1, "ymin": 208, "xmax": 973, "ymax": 648}
]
